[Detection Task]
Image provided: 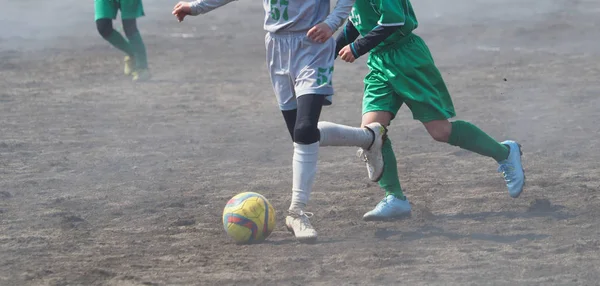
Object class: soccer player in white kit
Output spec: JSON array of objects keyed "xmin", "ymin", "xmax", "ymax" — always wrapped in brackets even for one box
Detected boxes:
[{"xmin": 173, "ymin": 0, "xmax": 387, "ymax": 243}]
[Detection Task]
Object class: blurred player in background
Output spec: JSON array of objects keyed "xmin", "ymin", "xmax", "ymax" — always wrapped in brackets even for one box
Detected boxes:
[
  {"xmin": 173, "ymin": 0, "xmax": 395, "ymax": 243},
  {"xmin": 336, "ymin": 0, "xmax": 526, "ymax": 221},
  {"xmin": 95, "ymin": 0, "xmax": 151, "ymax": 81}
]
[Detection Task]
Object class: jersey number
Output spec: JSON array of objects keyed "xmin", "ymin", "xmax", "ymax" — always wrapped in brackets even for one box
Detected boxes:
[
  {"xmin": 317, "ymin": 66, "xmax": 334, "ymax": 86},
  {"xmin": 349, "ymin": 7, "xmax": 361, "ymax": 26},
  {"xmin": 270, "ymin": 0, "xmax": 289, "ymax": 21}
]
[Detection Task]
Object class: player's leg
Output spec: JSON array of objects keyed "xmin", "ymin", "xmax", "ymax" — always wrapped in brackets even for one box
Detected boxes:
[
  {"xmin": 265, "ymin": 33, "xmax": 298, "ymax": 141},
  {"xmin": 121, "ymin": 0, "xmax": 150, "ymax": 81},
  {"xmin": 404, "ymin": 34, "xmax": 525, "ymax": 198},
  {"xmin": 422, "ymin": 118, "xmax": 524, "ymax": 198},
  {"xmin": 289, "ymin": 94, "xmax": 323, "ymax": 211},
  {"xmin": 423, "ymin": 119, "xmax": 509, "ymax": 162},
  {"xmin": 95, "ymin": 0, "xmax": 134, "ymax": 70},
  {"xmin": 265, "ymin": 33, "xmax": 318, "ymax": 242},
  {"xmin": 284, "ymin": 106, "xmax": 387, "ymax": 182},
  {"xmin": 284, "ymin": 94, "xmax": 324, "ymax": 243},
  {"xmin": 317, "ymin": 121, "xmax": 386, "ymax": 182},
  {"xmin": 122, "ymin": 19, "xmax": 150, "ymax": 81},
  {"xmin": 282, "ymin": 73, "xmax": 323, "ymax": 243},
  {"xmin": 281, "ymin": 109, "xmax": 297, "ymax": 141},
  {"xmin": 360, "ymin": 69, "xmax": 412, "ymax": 221}
]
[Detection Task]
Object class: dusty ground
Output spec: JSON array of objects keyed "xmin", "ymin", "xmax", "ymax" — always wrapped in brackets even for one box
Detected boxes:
[{"xmin": 1, "ymin": 0, "xmax": 599, "ymax": 285}]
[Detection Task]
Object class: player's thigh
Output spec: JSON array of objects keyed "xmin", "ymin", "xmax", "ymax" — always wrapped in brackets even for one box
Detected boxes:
[
  {"xmin": 386, "ymin": 36, "xmax": 456, "ymax": 122},
  {"xmin": 362, "ymin": 68, "xmax": 402, "ymax": 126},
  {"xmin": 120, "ymin": 0, "xmax": 145, "ymax": 19},
  {"xmin": 94, "ymin": 0, "xmax": 118, "ymax": 20},
  {"xmin": 404, "ymin": 100, "xmax": 453, "ymax": 123},
  {"xmin": 293, "ymin": 37, "xmax": 335, "ymax": 105},
  {"xmin": 265, "ymin": 33, "xmax": 297, "ymax": 111},
  {"xmin": 271, "ymin": 74, "xmax": 297, "ymax": 111}
]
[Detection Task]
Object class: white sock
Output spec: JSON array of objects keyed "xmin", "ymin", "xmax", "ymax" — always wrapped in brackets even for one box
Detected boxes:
[
  {"xmin": 289, "ymin": 142, "xmax": 319, "ymax": 212},
  {"xmin": 318, "ymin": 121, "xmax": 373, "ymax": 149}
]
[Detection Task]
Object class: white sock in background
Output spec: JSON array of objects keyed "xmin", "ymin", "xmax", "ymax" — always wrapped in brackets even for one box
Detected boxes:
[
  {"xmin": 289, "ymin": 142, "xmax": 319, "ymax": 212},
  {"xmin": 318, "ymin": 121, "xmax": 373, "ymax": 149}
]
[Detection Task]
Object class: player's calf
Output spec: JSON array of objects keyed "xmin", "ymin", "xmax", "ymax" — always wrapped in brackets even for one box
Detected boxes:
[{"xmin": 423, "ymin": 119, "xmax": 452, "ymax": 143}]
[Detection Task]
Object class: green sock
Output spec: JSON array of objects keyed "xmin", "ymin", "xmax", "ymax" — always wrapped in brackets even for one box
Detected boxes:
[
  {"xmin": 447, "ymin": 120, "xmax": 509, "ymax": 162},
  {"xmin": 127, "ymin": 32, "xmax": 148, "ymax": 69},
  {"xmin": 378, "ymin": 138, "xmax": 406, "ymax": 200},
  {"xmin": 105, "ymin": 30, "xmax": 134, "ymax": 57}
]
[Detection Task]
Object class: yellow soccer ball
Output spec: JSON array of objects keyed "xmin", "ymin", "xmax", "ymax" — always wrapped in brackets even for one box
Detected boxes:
[{"xmin": 222, "ymin": 192, "xmax": 276, "ymax": 244}]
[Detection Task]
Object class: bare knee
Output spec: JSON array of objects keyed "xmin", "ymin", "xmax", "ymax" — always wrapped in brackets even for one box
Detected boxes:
[
  {"xmin": 361, "ymin": 111, "xmax": 393, "ymax": 128},
  {"xmin": 423, "ymin": 120, "xmax": 452, "ymax": 142}
]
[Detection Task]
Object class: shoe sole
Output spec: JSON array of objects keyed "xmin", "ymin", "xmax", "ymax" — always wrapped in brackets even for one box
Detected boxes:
[
  {"xmin": 367, "ymin": 124, "xmax": 387, "ymax": 182},
  {"xmin": 363, "ymin": 212, "xmax": 412, "ymax": 222},
  {"xmin": 510, "ymin": 143, "xmax": 526, "ymax": 198},
  {"xmin": 286, "ymin": 225, "xmax": 317, "ymax": 243}
]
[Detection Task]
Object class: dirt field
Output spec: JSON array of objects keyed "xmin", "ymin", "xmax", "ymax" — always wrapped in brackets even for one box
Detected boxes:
[{"xmin": 1, "ymin": 0, "xmax": 599, "ymax": 285}]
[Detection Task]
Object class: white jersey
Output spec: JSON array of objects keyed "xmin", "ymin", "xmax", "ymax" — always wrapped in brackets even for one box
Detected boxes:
[{"xmin": 190, "ymin": 0, "xmax": 354, "ymax": 33}]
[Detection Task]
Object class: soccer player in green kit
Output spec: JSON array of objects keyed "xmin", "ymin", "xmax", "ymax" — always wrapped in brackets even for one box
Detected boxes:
[
  {"xmin": 335, "ymin": 0, "xmax": 526, "ymax": 220},
  {"xmin": 95, "ymin": 0, "xmax": 151, "ymax": 81}
]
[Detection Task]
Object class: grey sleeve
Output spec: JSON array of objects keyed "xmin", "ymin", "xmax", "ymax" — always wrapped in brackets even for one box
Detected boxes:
[
  {"xmin": 323, "ymin": 0, "xmax": 355, "ymax": 32},
  {"xmin": 189, "ymin": 0, "xmax": 237, "ymax": 15}
]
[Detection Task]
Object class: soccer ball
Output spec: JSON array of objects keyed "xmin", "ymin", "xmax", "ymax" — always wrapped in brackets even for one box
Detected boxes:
[{"xmin": 222, "ymin": 192, "xmax": 276, "ymax": 244}]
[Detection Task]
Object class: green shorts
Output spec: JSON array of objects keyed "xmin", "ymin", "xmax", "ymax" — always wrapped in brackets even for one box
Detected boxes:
[
  {"xmin": 362, "ymin": 33, "xmax": 456, "ymax": 123},
  {"xmin": 94, "ymin": 0, "xmax": 145, "ymax": 21}
]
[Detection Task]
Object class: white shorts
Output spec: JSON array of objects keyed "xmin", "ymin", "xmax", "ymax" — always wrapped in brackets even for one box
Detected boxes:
[{"xmin": 265, "ymin": 31, "xmax": 335, "ymax": 111}]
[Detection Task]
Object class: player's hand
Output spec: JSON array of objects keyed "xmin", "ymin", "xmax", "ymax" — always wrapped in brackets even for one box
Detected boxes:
[
  {"xmin": 173, "ymin": 1, "xmax": 192, "ymax": 22},
  {"xmin": 307, "ymin": 22, "xmax": 333, "ymax": 43},
  {"xmin": 338, "ymin": 45, "xmax": 356, "ymax": 63}
]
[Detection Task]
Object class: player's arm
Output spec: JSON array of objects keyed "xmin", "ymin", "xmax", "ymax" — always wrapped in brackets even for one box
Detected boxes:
[
  {"xmin": 189, "ymin": 0, "xmax": 237, "ymax": 15},
  {"xmin": 348, "ymin": 24, "xmax": 402, "ymax": 58},
  {"xmin": 172, "ymin": 0, "xmax": 237, "ymax": 22},
  {"xmin": 339, "ymin": 0, "xmax": 405, "ymax": 62},
  {"xmin": 307, "ymin": 0, "xmax": 355, "ymax": 43},
  {"xmin": 335, "ymin": 20, "xmax": 360, "ymax": 56},
  {"xmin": 324, "ymin": 0, "xmax": 356, "ymax": 33}
]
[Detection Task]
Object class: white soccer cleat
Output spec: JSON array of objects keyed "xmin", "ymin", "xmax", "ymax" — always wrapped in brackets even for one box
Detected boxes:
[
  {"xmin": 285, "ymin": 210, "xmax": 317, "ymax": 243},
  {"xmin": 498, "ymin": 140, "xmax": 526, "ymax": 198},
  {"xmin": 357, "ymin": 122, "xmax": 387, "ymax": 182},
  {"xmin": 363, "ymin": 195, "xmax": 412, "ymax": 221}
]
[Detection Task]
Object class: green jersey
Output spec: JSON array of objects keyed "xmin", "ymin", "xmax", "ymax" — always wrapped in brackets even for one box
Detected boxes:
[{"xmin": 348, "ymin": 0, "xmax": 418, "ymax": 51}]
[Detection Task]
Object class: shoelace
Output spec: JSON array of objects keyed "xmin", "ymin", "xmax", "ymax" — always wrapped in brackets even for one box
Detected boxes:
[
  {"xmin": 498, "ymin": 163, "xmax": 515, "ymax": 180},
  {"xmin": 289, "ymin": 211, "xmax": 314, "ymax": 230},
  {"xmin": 374, "ymin": 197, "xmax": 391, "ymax": 211},
  {"xmin": 298, "ymin": 212, "xmax": 314, "ymax": 231},
  {"xmin": 357, "ymin": 149, "xmax": 368, "ymax": 162},
  {"xmin": 299, "ymin": 211, "xmax": 314, "ymax": 218}
]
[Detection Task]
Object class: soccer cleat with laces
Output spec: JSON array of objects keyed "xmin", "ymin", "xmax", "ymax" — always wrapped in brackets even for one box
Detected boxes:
[
  {"xmin": 363, "ymin": 195, "xmax": 412, "ymax": 221},
  {"xmin": 498, "ymin": 140, "xmax": 525, "ymax": 198},
  {"xmin": 285, "ymin": 210, "xmax": 317, "ymax": 243},
  {"xmin": 357, "ymin": 122, "xmax": 387, "ymax": 182}
]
